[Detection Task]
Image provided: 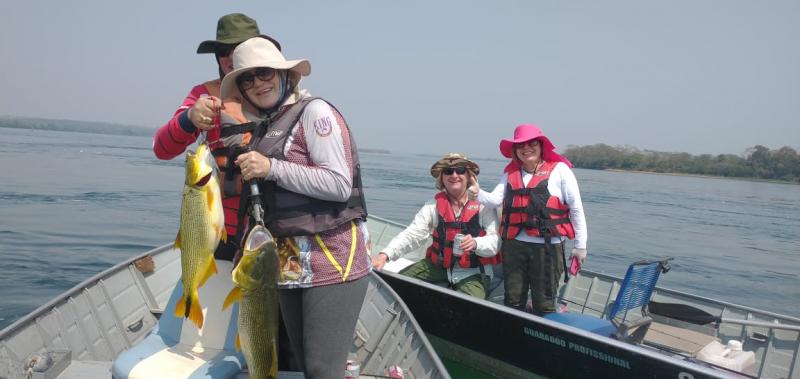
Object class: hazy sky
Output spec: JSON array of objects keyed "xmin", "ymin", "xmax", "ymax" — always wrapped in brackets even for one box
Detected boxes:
[{"xmin": 1, "ymin": 1, "xmax": 798, "ymax": 158}]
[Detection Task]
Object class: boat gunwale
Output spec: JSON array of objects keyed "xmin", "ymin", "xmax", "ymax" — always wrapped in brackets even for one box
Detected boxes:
[
  {"xmin": 0, "ymin": 243, "xmax": 173, "ymax": 340},
  {"xmin": 377, "ymin": 270, "xmax": 746, "ymax": 379},
  {"xmin": 371, "ymin": 214, "xmax": 800, "ymax": 324},
  {"xmin": 1, "ymin": 241, "xmax": 452, "ymax": 379},
  {"xmin": 367, "ymin": 271, "xmax": 451, "ymax": 378}
]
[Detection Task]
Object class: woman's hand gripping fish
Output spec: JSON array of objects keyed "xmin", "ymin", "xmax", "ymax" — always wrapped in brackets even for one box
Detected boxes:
[
  {"xmin": 223, "ymin": 225, "xmax": 279, "ymax": 379},
  {"xmin": 174, "ymin": 142, "xmax": 226, "ymax": 329}
]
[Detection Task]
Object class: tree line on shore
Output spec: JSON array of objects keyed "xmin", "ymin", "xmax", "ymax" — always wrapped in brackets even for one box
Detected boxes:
[
  {"xmin": 0, "ymin": 117, "xmax": 152, "ymax": 137},
  {"xmin": 563, "ymin": 144, "xmax": 800, "ymax": 183}
]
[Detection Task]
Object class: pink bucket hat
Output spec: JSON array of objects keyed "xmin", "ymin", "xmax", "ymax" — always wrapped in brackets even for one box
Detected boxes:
[{"xmin": 499, "ymin": 124, "xmax": 573, "ymax": 168}]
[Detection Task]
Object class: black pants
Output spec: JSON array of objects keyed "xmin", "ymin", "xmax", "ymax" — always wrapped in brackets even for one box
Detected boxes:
[{"xmin": 502, "ymin": 239, "xmax": 564, "ymax": 315}]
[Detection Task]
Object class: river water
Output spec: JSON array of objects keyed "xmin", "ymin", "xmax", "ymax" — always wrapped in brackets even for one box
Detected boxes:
[{"xmin": 1, "ymin": 127, "xmax": 798, "ymax": 331}]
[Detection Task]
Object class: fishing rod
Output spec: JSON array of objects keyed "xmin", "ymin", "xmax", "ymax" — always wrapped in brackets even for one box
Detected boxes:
[
  {"xmin": 242, "ymin": 144, "xmax": 265, "ymax": 227},
  {"xmin": 249, "ymin": 179, "xmax": 265, "ymax": 227}
]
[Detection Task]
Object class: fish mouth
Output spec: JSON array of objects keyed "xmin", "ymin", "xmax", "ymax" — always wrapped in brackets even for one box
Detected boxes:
[{"xmin": 194, "ymin": 172, "xmax": 212, "ymax": 186}]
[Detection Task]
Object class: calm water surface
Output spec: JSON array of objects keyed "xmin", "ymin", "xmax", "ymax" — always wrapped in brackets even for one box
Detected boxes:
[{"xmin": 1, "ymin": 127, "xmax": 798, "ymax": 331}]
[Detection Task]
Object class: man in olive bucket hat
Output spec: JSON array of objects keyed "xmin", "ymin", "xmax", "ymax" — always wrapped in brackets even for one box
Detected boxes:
[
  {"xmin": 372, "ymin": 153, "xmax": 501, "ymax": 299},
  {"xmin": 153, "ymin": 13, "xmax": 282, "ymax": 261}
]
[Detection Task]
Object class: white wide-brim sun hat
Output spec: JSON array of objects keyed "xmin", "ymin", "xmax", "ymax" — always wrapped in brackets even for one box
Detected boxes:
[{"xmin": 219, "ymin": 37, "xmax": 311, "ymax": 99}]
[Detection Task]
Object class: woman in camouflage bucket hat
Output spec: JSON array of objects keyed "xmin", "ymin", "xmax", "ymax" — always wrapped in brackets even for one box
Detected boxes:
[{"xmin": 373, "ymin": 153, "xmax": 501, "ymax": 300}]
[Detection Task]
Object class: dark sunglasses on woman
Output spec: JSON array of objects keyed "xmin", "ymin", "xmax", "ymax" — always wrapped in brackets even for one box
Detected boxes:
[
  {"xmin": 443, "ymin": 166, "xmax": 467, "ymax": 175},
  {"xmin": 237, "ymin": 67, "xmax": 277, "ymax": 90}
]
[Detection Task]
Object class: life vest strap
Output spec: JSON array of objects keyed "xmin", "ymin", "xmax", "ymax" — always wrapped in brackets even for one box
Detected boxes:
[
  {"xmin": 507, "ymin": 206, "xmax": 568, "ymax": 215},
  {"xmin": 219, "ymin": 122, "xmax": 256, "ymax": 138},
  {"xmin": 263, "ymin": 187, "xmax": 364, "ymax": 220}
]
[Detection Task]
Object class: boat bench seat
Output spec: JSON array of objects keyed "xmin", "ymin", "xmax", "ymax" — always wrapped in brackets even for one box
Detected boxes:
[{"xmin": 112, "ymin": 260, "xmax": 245, "ymax": 379}]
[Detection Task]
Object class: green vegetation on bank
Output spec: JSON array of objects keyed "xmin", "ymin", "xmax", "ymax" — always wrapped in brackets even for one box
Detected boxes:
[
  {"xmin": 563, "ymin": 144, "xmax": 800, "ymax": 183},
  {"xmin": 0, "ymin": 116, "xmax": 152, "ymax": 137}
]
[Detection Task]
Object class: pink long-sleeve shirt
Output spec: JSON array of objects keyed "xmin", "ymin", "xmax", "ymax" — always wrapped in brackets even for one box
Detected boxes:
[{"xmin": 152, "ymin": 81, "xmax": 241, "ymax": 238}]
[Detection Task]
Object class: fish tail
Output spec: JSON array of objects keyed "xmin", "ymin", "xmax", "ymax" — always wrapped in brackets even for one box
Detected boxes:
[
  {"xmin": 187, "ymin": 290, "xmax": 204, "ymax": 329},
  {"xmin": 174, "ymin": 289, "xmax": 186, "ymax": 318}
]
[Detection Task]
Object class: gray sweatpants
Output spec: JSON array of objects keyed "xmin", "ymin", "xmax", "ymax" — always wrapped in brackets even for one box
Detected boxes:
[{"xmin": 278, "ymin": 275, "xmax": 369, "ymax": 379}]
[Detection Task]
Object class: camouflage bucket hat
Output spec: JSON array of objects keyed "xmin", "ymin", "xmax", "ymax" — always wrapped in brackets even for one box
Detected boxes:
[
  {"xmin": 430, "ymin": 153, "xmax": 480, "ymax": 178},
  {"xmin": 196, "ymin": 13, "xmax": 282, "ymax": 54}
]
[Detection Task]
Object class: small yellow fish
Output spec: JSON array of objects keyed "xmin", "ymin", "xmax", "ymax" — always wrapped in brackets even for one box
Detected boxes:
[
  {"xmin": 224, "ymin": 224, "xmax": 279, "ymax": 379},
  {"xmin": 174, "ymin": 142, "xmax": 226, "ymax": 329}
]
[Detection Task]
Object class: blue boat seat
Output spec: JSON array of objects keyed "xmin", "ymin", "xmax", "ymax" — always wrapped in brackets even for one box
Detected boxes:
[
  {"xmin": 112, "ymin": 260, "xmax": 244, "ymax": 379},
  {"xmin": 545, "ymin": 258, "xmax": 672, "ymax": 343}
]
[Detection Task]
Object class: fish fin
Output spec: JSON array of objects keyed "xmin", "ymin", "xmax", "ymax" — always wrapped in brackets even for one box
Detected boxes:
[
  {"xmin": 235, "ymin": 334, "xmax": 241, "ymax": 352},
  {"xmin": 174, "ymin": 232, "xmax": 181, "ymax": 249},
  {"xmin": 188, "ymin": 291, "xmax": 204, "ymax": 329},
  {"xmin": 198, "ymin": 258, "xmax": 218, "ymax": 288},
  {"xmin": 222, "ymin": 287, "xmax": 242, "ymax": 310},
  {"xmin": 221, "ymin": 227, "xmax": 228, "ymax": 243}
]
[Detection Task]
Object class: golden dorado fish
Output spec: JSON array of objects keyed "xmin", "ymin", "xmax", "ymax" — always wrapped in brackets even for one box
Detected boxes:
[
  {"xmin": 223, "ymin": 224, "xmax": 279, "ymax": 379},
  {"xmin": 174, "ymin": 142, "xmax": 226, "ymax": 329}
]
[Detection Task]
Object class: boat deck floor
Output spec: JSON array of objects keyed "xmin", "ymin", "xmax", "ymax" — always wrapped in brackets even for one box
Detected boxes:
[
  {"xmin": 55, "ymin": 361, "xmax": 384, "ymax": 379},
  {"xmin": 644, "ymin": 321, "xmax": 717, "ymax": 356}
]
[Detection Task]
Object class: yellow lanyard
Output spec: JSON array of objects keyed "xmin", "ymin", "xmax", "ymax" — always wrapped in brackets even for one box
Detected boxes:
[{"xmin": 315, "ymin": 221, "xmax": 357, "ymax": 282}]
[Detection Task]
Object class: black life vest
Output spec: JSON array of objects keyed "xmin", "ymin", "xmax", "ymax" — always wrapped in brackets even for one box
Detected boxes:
[{"xmin": 245, "ymin": 97, "xmax": 367, "ymax": 238}]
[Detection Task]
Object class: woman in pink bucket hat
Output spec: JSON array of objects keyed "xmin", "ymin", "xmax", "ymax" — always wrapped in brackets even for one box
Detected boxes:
[{"xmin": 470, "ymin": 124, "xmax": 588, "ymax": 315}]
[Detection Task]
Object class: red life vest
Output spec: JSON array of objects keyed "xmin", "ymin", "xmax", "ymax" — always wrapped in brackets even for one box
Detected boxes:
[
  {"xmin": 426, "ymin": 193, "xmax": 498, "ymax": 268},
  {"xmin": 499, "ymin": 161, "xmax": 575, "ymax": 241}
]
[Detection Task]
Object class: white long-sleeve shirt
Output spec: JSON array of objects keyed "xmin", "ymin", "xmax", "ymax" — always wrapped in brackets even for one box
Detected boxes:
[
  {"xmin": 382, "ymin": 199, "xmax": 501, "ymax": 283},
  {"xmin": 477, "ymin": 162, "xmax": 587, "ymax": 249}
]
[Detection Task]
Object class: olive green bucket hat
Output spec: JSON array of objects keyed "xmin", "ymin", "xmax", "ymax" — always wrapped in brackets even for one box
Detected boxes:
[{"xmin": 196, "ymin": 13, "xmax": 282, "ymax": 54}]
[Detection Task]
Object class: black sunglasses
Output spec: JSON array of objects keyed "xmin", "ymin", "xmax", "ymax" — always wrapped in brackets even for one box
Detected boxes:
[
  {"xmin": 215, "ymin": 46, "xmax": 235, "ymax": 58},
  {"xmin": 443, "ymin": 166, "xmax": 467, "ymax": 175},
  {"xmin": 236, "ymin": 67, "xmax": 277, "ymax": 90}
]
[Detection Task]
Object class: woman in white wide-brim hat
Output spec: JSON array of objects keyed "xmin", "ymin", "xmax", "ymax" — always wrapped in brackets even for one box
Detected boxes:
[
  {"xmin": 226, "ymin": 37, "xmax": 369, "ymax": 379},
  {"xmin": 471, "ymin": 124, "xmax": 588, "ymax": 316}
]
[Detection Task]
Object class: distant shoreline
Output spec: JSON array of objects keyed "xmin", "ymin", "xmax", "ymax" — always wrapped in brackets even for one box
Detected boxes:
[
  {"xmin": 0, "ymin": 116, "xmax": 152, "ymax": 137},
  {"xmin": 603, "ymin": 168, "xmax": 798, "ymax": 185},
  {"xmin": 1, "ymin": 117, "xmax": 393, "ymax": 154}
]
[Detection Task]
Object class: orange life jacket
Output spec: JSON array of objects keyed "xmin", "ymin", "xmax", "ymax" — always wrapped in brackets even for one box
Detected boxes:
[
  {"xmin": 426, "ymin": 192, "xmax": 498, "ymax": 268},
  {"xmin": 203, "ymin": 80, "xmax": 251, "ymax": 198},
  {"xmin": 499, "ymin": 161, "xmax": 575, "ymax": 241}
]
